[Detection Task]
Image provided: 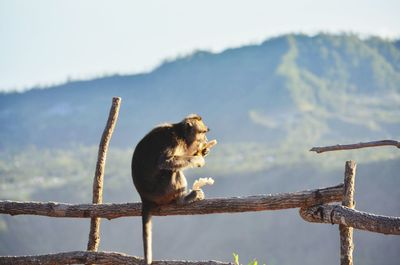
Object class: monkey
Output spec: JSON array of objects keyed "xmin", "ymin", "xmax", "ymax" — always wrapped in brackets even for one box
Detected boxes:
[{"xmin": 131, "ymin": 114, "xmax": 216, "ymax": 264}]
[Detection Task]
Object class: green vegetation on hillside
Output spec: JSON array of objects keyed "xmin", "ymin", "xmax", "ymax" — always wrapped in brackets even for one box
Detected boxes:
[{"xmin": 1, "ymin": 143, "xmax": 399, "ymax": 201}]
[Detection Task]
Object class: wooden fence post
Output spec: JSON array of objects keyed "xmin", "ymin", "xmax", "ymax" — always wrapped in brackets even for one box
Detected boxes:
[
  {"xmin": 340, "ymin": 160, "xmax": 356, "ymax": 265},
  {"xmin": 87, "ymin": 97, "xmax": 121, "ymax": 252}
]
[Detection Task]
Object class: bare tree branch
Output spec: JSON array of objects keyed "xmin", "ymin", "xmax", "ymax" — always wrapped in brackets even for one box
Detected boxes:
[
  {"xmin": 0, "ymin": 184, "xmax": 343, "ymax": 219},
  {"xmin": 310, "ymin": 140, "xmax": 400, "ymax": 153},
  {"xmin": 88, "ymin": 97, "xmax": 121, "ymax": 252},
  {"xmin": 0, "ymin": 251, "xmax": 232, "ymax": 265},
  {"xmin": 299, "ymin": 204, "xmax": 400, "ymax": 235}
]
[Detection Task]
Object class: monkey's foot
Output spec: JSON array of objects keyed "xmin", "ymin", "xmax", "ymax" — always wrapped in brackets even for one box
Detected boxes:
[
  {"xmin": 191, "ymin": 189, "xmax": 205, "ymax": 201},
  {"xmin": 178, "ymin": 189, "xmax": 204, "ymax": 204}
]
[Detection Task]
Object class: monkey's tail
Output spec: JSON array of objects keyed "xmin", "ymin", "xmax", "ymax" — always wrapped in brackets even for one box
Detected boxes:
[{"xmin": 142, "ymin": 203, "xmax": 153, "ymax": 265}]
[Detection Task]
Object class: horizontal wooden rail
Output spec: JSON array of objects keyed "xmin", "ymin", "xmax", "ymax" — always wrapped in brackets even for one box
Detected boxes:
[
  {"xmin": 310, "ymin": 140, "xmax": 400, "ymax": 153},
  {"xmin": 0, "ymin": 251, "xmax": 232, "ymax": 265},
  {"xmin": 0, "ymin": 184, "xmax": 343, "ymax": 219},
  {"xmin": 299, "ymin": 204, "xmax": 400, "ymax": 235}
]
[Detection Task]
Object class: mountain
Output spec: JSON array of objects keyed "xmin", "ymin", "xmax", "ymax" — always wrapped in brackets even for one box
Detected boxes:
[
  {"xmin": 1, "ymin": 34, "xmax": 399, "ymax": 149},
  {"xmin": 1, "ymin": 34, "xmax": 400, "ymax": 265}
]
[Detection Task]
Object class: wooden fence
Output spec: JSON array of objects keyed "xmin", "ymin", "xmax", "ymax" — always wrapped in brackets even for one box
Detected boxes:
[{"xmin": 0, "ymin": 97, "xmax": 399, "ymax": 265}]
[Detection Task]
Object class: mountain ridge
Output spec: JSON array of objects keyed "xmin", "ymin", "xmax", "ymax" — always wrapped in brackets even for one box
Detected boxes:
[{"xmin": 1, "ymin": 33, "xmax": 399, "ymax": 150}]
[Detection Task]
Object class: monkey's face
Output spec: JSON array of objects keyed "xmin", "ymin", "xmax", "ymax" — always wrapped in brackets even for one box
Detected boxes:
[
  {"xmin": 194, "ymin": 124, "xmax": 209, "ymax": 146},
  {"xmin": 183, "ymin": 115, "xmax": 210, "ymax": 155}
]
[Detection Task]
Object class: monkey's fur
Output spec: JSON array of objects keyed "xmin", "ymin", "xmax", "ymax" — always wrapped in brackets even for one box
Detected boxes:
[{"xmin": 131, "ymin": 114, "xmax": 215, "ymax": 264}]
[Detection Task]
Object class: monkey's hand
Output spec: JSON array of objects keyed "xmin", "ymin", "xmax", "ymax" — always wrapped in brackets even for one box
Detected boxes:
[
  {"xmin": 190, "ymin": 155, "xmax": 205, "ymax": 168},
  {"xmin": 200, "ymin": 139, "xmax": 218, "ymax": 157}
]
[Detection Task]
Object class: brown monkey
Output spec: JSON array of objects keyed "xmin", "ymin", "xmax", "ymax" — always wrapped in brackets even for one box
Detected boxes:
[{"xmin": 131, "ymin": 114, "xmax": 216, "ymax": 264}]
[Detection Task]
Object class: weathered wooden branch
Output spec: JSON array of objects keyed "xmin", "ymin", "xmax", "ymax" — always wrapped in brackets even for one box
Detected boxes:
[
  {"xmin": 310, "ymin": 140, "xmax": 400, "ymax": 153},
  {"xmin": 0, "ymin": 251, "xmax": 232, "ymax": 265},
  {"xmin": 299, "ymin": 204, "xmax": 400, "ymax": 235},
  {"xmin": 340, "ymin": 161, "xmax": 356, "ymax": 265},
  {"xmin": 88, "ymin": 97, "xmax": 121, "ymax": 252},
  {"xmin": 0, "ymin": 184, "xmax": 343, "ymax": 219}
]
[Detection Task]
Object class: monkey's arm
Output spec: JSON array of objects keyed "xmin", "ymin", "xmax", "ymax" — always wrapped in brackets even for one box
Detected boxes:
[{"xmin": 158, "ymin": 154, "xmax": 205, "ymax": 170}]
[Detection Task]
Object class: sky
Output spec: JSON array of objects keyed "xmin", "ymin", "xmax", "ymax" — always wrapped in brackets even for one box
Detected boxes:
[{"xmin": 0, "ymin": 0, "xmax": 399, "ymax": 92}]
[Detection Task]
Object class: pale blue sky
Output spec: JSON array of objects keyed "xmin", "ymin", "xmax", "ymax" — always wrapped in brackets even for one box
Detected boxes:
[{"xmin": 1, "ymin": 0, "xmax": 399, "ymax": 92}]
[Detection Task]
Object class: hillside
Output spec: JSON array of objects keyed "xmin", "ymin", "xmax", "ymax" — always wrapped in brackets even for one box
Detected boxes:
[
  {"xmin": 1, "ymin": 34, "xmax": 399, "ymax": 149},
  {"xmin": 1, "ymin": 34, "xmax": 400, "ymax": 265}
]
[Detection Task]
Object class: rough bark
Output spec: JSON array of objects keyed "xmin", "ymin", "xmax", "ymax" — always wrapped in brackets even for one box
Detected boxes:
[
  {"xmin": 0, "ymin": 184, "xmax": 343, "ymax": 219},
  {"xmin": 299, "ymin": 204, "xmax": 400, "ymax": 235},
  {"xmin": 0, "ymin": 251, "xmax": 232, "ymax": 265},
  {"xmin": 88, "ymin": 97, "xmax": 121, "ymax": 252},
  {"xmin": 310, "ymin": 140, "xmax": 400, "ymax": 153},
  {"xmin": 339, "ymin": 161, "xmax": 356, "ymax": 265}
]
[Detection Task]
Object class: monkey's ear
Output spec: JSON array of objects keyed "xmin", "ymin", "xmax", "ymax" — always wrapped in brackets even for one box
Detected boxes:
[
  {"xmin": 183, "ymin": 120, "xmax": 195, "ymax": 136},
  {"xmin": 184, "ymin": 120, "xmax": 194, "ymax": 129}
]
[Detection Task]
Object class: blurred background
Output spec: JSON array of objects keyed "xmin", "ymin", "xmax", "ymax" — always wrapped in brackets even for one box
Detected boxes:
[{"xmin": 0, "ymin": 1, "xmax": 399, "ymax": 264}]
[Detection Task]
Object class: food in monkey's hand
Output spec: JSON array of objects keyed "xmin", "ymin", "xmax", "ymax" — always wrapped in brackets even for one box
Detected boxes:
[
  {"xmin": 199, "ymin": 139, "xmax": 218, "ymax": 157},
  {"xmin": 206, "ymin": 139, "xmax": 218, "ymax": 149},
  {"xmin": 192, "ymin": 177, "xmax": 215, "ymax": 190}
]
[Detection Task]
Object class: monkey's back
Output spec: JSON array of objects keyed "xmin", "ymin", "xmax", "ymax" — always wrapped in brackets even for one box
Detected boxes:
[{"xmin": 131, "ymin": 124, "xmax": 178, "ymax": 201}]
